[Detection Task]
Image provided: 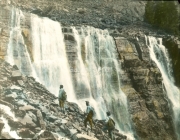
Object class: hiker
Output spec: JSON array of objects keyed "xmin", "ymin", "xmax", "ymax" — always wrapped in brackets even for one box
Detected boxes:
[
  {"xmin": 102, "ymin": 111, "xmax": 115, "ymax": 140},
  {"xmin": 84, "ymin": 101, "xmax": 96, "ymax": 131},
  {"xmin": 58, "ymin": 85, "xmax": 67, "ymax": 113}
]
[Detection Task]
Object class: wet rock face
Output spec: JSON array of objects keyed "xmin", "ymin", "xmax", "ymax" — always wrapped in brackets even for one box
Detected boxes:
[
  {"xmin": 0, "ymin": 59, "xmax": 127, "ymax": 140},
  {"xmin": 115, "ymin": 37, "xmax": 177, "ymax": 140},
  {"xmin": 163, "ymin": 37, "xmax": 180, "ymax": 88}
]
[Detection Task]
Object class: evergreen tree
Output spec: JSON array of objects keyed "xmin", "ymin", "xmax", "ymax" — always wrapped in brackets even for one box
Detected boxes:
[{"xmin": 144, "ymin": 1, "xmax": 179, "ymax": 35}]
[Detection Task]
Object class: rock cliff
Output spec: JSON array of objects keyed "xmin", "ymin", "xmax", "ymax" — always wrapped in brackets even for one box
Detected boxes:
[{"xmin": 0, "ymin": 0, "xmax": 179, "ymax": 140}]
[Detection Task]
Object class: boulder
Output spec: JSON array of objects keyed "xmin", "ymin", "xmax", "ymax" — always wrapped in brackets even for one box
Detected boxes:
[
  {"xmin": 5, "ymin": 92, "xmax": 18, "ymax": 99},
  {"xmin": 17, "ymin": 80, "xmax": 24, "ymax": 87},
  {"xmin": 36, "ymin": 110, "xmax": 45, "ymax": 128},
  {"xmin": 8, "ymin": 117, "xmax": 23, "ymax": 129},
  {"xmin": 19, "ymin": 105, "xmax": 36, "ymax": 111},
  {"xmin": 36, "ymin": 130, "xmax": 56, "ymax": 140},
  {"xmin": 46, "ymin": 114, "xmax": 58, "ymax": 122},
  {"xmin": 11, "ymin": 70, "xmax": 22, "ymax": 80},
  {"xmin": 27, "ymin": 111, "xmax": 37, "ymax": 122},
  {"xmin": 0, "ymin": 100, "xmax": 13, "ymax": 108},
  {"xmin": 17, "ymin": 128, "xmax": 35, "ymax": 138},
  {"xmin": 10, "ymin": 85, "xmax": 22, "ymax": 90},
  {"xmin": 15, "ymin": 109, "xmax": 26, "ymax": 118},
  {"xmin": 77, "ymin": 8, "xmax": 86, "ymax": 14},
  {"xmin": 68, "ymin": 128, "xmax": 78, "ymax": 136},
  {"xmin": 18, "ymin": 113, "xmax": 37, "ymax": 128},
  {"xmin": 72, "ymin": 133, "xmax": 98, "ymax": 140}
]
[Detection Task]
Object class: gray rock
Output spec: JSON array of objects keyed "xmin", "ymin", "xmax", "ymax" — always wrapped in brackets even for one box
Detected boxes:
[
  {"xmin": 61, "ymin": 119, "xmax": 68, "ymax": 124},
  {"xmin": 15, "ymin": 109, "xmax": 26, "ymax": 118},
  {"xmin": 28, "ymin": 111, "xmax": 37, "ymax": 122},
  {"xmin": 18, "ymin": 113, "xmax": 37, "ymax": 128},
  {"xmin": 77, "ymin": 8, "xmax": 86, "ymax": 14},
  {"xmin": 35, "ymin": 127, "xmax": 41, "ymax": 133},
  {"xmin": 0, "ymin": 119, "xmax": 4, "ymax": 134},
  {"xmin": 36, "ymin": 110, "xmax": 46, "ymax": 129},
  {"xmin": 11, "ymin": 70, "xmax": 22, "ymax": 80},
  {"xmin": 1, "ymin": 132, "xmax": 13, "ymax": 139},
  {"xmin": 17, "ymin": 80, "xmax": 24, "ymax": 86},
  {"xmin": 73, "ymin": 124, "xmax": 82, "ymax": 132},
  {"xmin": 54, "ymin": 119, "xmax": 62, "ymax": 125},
  {"xmin": 68, "ymin": 128, "xmax": 77, "ymax": 136},
  {"xmin": 17, "ymin": 128, "xmax": 35, "ymax": 138},
  {"xmin": 0, "ymin": 100, "xmax": 13, "ymax": 108},
  {"xmin": 46, "ymin": 114, "xmax": 58, "ymax": 122},
  {"xmin": 19, "ymin": 105, "xmax": 36, "ymax": 111},
  {"xmin": 37, "ymin": 130, "xmax": 56, "ymax": 140},
  {"xmin": 72, "ymin": 133, "xmax": 98, "ymax": 140},
  {"xmin": 6, "ymin": 92, "xmax": 18, "ymax": 99},
  {"xmin": 10, "ymin": 85, "xmax": 22, "ymax": 90}
]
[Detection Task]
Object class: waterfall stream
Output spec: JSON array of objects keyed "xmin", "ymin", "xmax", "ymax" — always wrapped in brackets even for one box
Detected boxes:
[
  {"xmin": 6, "ymin": 8, "xmax": 34, "ymax": 76},
  {"xmin": 30, "ymin": 14, "xmax": 76, "ymax": 103},
  {"xmin": 147, "ymin": 36, "xmax": 180, "ymax": 139}
]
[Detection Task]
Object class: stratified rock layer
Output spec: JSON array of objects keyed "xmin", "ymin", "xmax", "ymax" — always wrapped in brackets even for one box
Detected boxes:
[{"xmin": 115, "ymin": 36, "xmax": 177, "ymax": 140}]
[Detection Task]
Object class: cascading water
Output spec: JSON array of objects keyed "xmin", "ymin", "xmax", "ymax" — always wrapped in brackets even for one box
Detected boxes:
[
  {"xmin": 30, "ymin": 14, "xmax": 76, "ymax": 102},
  {"xmin": 146, "ymin": 36, "xmax": 180, "ymax": 139},
  {"xmin": 72, "ymin": 26, "xmax": 134, "ymax": 139},
  {"xmin": 6, "ymin": 9, "xmax": 135, "ymax": 139},
  {"xmin": 6, "ymin": 8, "xmax": 34, "ymax": 76}
]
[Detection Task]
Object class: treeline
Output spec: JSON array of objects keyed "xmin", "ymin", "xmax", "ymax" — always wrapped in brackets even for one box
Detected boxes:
[{"xmin": 144, "ymin": 1, "xmax": 179, "ymax": 35}]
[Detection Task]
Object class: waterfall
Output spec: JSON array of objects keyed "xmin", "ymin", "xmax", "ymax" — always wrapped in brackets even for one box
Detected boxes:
[
  {"xmin": 72, "ymin": 26, "xmax": 134, "ymax": 139},
  {"xmin": 6, "ymin": 8, "xmax": 34, "ymax": 76},
  {"xmin": 147, "ymin": 36, "xmax": 180, "ymax": 139},
  {"xmin": 30, "ymin": 14, "xmax": 76, "ymax": 102},
  {"xmin": 6, "ymin": 9, "xmax": 135, "ymax": 139}
]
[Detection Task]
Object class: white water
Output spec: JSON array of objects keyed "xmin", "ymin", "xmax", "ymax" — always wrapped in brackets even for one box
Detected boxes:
[
  {"xmin": 30, "ymin": 14, "xmax": 76, "ymax": 103},
  {"xmin": 0, "ymin": 104, "xmax": 20, "ymax": 139},
  {"xmin": 6, "ymin": 8, "xmax": 34, "ymax": 76},
  {"xmin": 146, "ymin": 36, "xmax": 180, "ymax": 139},
  {"xmin": 0, "ymin": 104, "xmax": 17, "ymax": 121},
  {"xmin": 0, "ymin": 117, "xmax": 21, "ymax": 139}
]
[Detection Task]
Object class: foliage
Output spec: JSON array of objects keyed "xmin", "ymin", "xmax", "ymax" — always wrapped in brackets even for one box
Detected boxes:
[{"xmin": 144, "ymin": 1, "xmax": 179, "ymax": 35}]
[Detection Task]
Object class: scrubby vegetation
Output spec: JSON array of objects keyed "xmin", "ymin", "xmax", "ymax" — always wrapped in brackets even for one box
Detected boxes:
[{"xmin": 145, "ymin": 1, "xmax": 179, "ymax": 36}]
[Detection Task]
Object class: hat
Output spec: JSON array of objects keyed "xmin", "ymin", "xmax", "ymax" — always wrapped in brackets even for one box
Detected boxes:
[
  {"xmin": 106, "ymin": 111, "xmax": 111, "ymax": 116},
  {"xmin": 85, "ymin": 101, "xmax": 89, "ymax": 105}
]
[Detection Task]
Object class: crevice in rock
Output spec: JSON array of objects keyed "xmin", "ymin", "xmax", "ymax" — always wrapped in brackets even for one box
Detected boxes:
[{"xmin": 128, "ymin": 39, "xmax": 143, "ymax": 61}]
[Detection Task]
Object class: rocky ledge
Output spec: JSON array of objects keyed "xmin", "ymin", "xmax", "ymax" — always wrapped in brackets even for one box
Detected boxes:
[{"xmin": 0, "ymin": 58, "xmax": 127, "ymax": 140}]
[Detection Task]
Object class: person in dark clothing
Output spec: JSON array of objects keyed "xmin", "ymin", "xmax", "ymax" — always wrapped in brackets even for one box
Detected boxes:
[
  {"xmin": 102, "ymin": 111, "xmax": 115, "ymax": 140},
  {"xmin": 58, "ymin": 85, "xmax": 67, "ymax": 113}
]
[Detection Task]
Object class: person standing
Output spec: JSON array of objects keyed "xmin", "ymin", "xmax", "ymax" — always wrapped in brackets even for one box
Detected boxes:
[
  {"xmin": 102, "ymin": 111, "xmax": 115, "ymax": 140},
  {"xmin": 84, "ymin": 101, "xmax": 95, "ymax": 131},
  {"xmin": 58, "ymin": 85, "xmax": 67, "ymax": 113}
]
